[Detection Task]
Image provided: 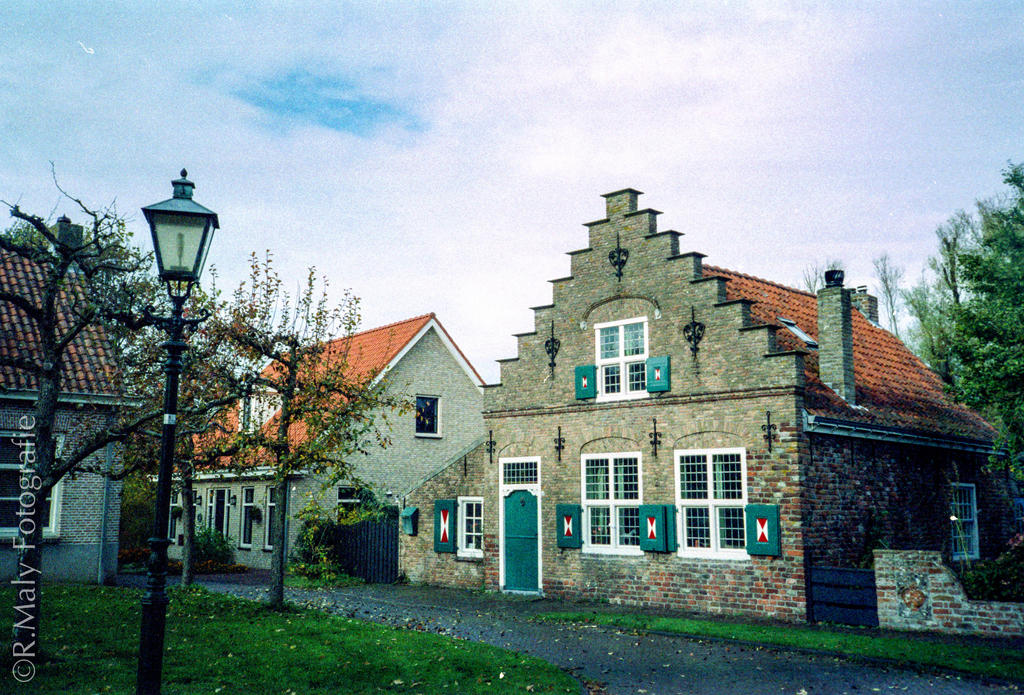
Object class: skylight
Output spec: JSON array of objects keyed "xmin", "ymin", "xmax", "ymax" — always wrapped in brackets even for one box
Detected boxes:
[{"xmin": 778, "ymin": 317, "xmax": 817, "ymax": 349}]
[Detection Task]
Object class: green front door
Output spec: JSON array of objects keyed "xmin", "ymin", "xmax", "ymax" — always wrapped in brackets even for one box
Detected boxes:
[{"xmin": 503, "ymin": 489, "xmax": 539, "ymax": 592}]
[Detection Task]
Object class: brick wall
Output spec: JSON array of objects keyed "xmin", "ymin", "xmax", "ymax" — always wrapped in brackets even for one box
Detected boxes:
[
  {"xmin": 875, "ymin": 550, "xmax": 1024, "ymax": 637},
  {"xmin": 804, "ymin": 435, "xmax": 1012, "ymax": 567},
  {"xmin": 0, "ymin": 400, "xmax": 122, "ymax": 583}
]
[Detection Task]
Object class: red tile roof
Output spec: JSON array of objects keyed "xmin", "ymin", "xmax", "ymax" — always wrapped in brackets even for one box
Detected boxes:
[
  {"xmin": 200, "ymin": 313, "xmax": 481, "ymax": 466},
  {"xmin": 0, "ymin": 253, "xmax": 119, "ymax": 396},
  {"xmin": 705, "ymin": 265, "xmax": 995, "ymax": 444}
]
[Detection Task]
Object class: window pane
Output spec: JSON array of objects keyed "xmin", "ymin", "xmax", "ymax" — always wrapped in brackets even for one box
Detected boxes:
[
  {"xmin": 0, "ymin": 470, "xmax": 19, "ymax": 497},
  {"xmin": 684, "ymin": 507, "xmax": 710, "ymax": 548},
  {"xmin": 627, "ymin": 361, "xmax": 646, "ymax": 391},
  {"xmin": 713, "ymin": 453, "xmax": 743, "ymax": 499},
  {"xmin": 585, "ymin": 459, "xmax": 609, "ymax": 500},
  {"xmin": 589, "ymin": 507, "xmax": 610, "ymax": 545},
  {"xmin": 679, "ymin": 455, "xmax": 708, "ymax": 499},
  {"xmin": 503, "ymin": 459, "xmax": 538, "ymax": 484},
  {"xmin": 599, "ymin": 326, "xmax": 620, "ymax": 359},
  {"xmin": 718, "ymin": 507, "xmax": 745, "ymax": 549},
  {"xmin": 603, "ymin": 365, "xmax": 620, "ymax": 393},
  {"xmin": 618, "ymin": 506, "xmax": 639, "ymax": 546},
  {"xmin": 464, "ymin": 502, "xmax": 483, "ymax": 550},
  {"xmin": 613, "ymin": 457, "xmax": 639, "ymax": 500},
  {"xmin": 623, "ymin": 323, "xmax": 644, "ymax": 356},
  {"xmin": 243, "ymin": 487, "xmax": 254, "ymax": 504},
  {"xmin": 415, "ymin": 396, "xmax": 438, "ymax": 434}
]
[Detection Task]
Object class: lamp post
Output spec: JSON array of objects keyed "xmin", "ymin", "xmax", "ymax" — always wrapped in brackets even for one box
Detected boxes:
[{"xmin": 136, "ymin": 169, "xmax": 219, "ymax": 695}]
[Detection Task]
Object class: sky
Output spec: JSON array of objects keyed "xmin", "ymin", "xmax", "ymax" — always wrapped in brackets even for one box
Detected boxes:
[{"xmin": 2, "ymin": 2, "xmax": 1022, "ymax": 383}]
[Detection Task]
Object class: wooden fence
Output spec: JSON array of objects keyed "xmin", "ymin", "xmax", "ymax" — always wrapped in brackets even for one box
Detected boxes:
[
  {"xmin": 335, "ymin": 518, "xmax": 399, "ymax": 584},
  {"xmin": 807, "ymin": 566, "xmax": 879, "ymax": 627}
]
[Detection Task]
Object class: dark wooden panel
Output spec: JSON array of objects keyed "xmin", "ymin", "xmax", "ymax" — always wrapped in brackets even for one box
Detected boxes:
[
  {"xmin": 811, "ymin": 603, "xmax": 879, "ymax": 627},
  {"xmin": 809, "ymin": 585, "xmax": 877, "ymax": 606},
  {"xmin": 809, "ymin": 567, "xmax": 876, "ymax": 588}
]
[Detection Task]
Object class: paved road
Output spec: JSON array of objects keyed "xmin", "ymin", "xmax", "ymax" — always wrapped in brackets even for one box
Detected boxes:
[{"xmin": 119, "ymin": 574, "xmax": 1020, "ymax": 695}]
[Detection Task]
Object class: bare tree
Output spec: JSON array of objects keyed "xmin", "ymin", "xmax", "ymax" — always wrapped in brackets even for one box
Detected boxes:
[
  {"xmin": 801, "ymin": 258, "xmax": 844, "ymax": 294},
  {"xmin": 872, "ymin": 253, "xmax": 904, "ymax": 337}
]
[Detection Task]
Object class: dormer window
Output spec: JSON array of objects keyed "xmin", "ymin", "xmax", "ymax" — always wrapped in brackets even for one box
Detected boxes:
[
  {"xmin": 594, "ymin": 317, "xmax": 648, "ymax": 401},
  {"xmin": 777, "ymin": 317, "xmax": 817, "ymax": 349}
]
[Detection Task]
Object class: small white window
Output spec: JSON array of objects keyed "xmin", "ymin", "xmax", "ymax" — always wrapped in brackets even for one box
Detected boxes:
[
  {"xmin": 169, "ymin": 490, "xmax": 181, "ymax": 540},
  {"xmin": 264, "ymin": 486, "xmax": 278, "ymax": 550},
  {"xmin": 457, "ymin": 496, "xmax": 484, "ymax": 558},
  {"xmin": 239, "ymin": 487, "xmax": 255, "ymax": 548},
  {"xmin": 950, "ymin": 483, "xmax": 979, "ymax": 560},
  {"xmin": 0, "ymin": 433, "xmax": 60, "ymax": 537},
  {"xmin": 594, "ymin": 318, "xmax": 649, "ymax": 402},
  {"xmin": 581, "ymin": 452, "xmax": 642, "ymax": 555},
  {"xmin": 338, "ymin": 485, "xmax": 359, "ymax": 510},
  {"xmin": 675, "ymin": 448, "xmax": 748, "ymax": 559},
  {"xmin": 502, "ymin": 459, "xmax": 538, "ymax": 485}
]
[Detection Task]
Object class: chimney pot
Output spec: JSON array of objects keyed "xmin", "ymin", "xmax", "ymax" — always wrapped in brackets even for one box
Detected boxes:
[{"xmin": 824, "ymin": 269, "xmax": 845, "ymax": 287}]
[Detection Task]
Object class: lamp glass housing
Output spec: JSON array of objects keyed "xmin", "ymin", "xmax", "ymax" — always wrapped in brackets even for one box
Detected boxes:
[{"xmin": 149, "ymin": 211, "xmax": 214, "ymax": 283}]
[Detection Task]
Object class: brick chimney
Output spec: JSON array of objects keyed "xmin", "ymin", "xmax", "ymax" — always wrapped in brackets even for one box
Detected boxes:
[
  {"xmin": 56, "ymin": 215, "xmax": 84, "ymax": 249},
  {"xmin": 851, "ymin": 286, "xmax": 879, "ymax": 324},
  {"xmin": 817, "ymin": 270, "xmax": 855, "ymax": 404}
]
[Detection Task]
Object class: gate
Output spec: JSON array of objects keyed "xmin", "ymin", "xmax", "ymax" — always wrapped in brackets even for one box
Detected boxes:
[
  {"xmin": 335, "ymin": 518, "xmax": 398, "ymax": 583},
  {"xmin": 807, "ymin": 566, "xmax": 878, "ymax": 627}
]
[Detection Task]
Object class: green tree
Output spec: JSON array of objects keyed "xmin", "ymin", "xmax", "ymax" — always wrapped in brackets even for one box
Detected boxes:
[
  {"xmin": 218, "ymin": 253, "xmax": 408, "ymax": 608},
  {"xmin": 951, "ymin": 163, "xmax": 1024, "ymax": 470},
  {"xmin": 903, "ymin": 210, "xmax": 979, "ymax": 385}
]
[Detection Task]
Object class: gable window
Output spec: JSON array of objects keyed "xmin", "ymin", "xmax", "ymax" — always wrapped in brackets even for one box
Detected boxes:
[
  {"xmin": 458, "ymin": 496, "xmax": 484, "ymax": 558},
  {"xmin": 240, "ymin": 487, "xmax": 255, "ymax": 548},
  {"xmin": 594, "ymin": 318, "xmax": 648, "ymax": 401},
  {"xmin": 675, "ymin": 448, "xmax": 748, "ymax": 558},
  {"xmin": 264, "ymin": 486, "xmax": 278, "ymax": 550},
  {"xmin": 581, "ymin": 452, "xmax": 642, "ymax": 554},
  {"xmin": 415, "ymin": 395, "xmax": 440, "ymax": 437},
  {"xmin": 0, "ymin": 435, "xmax": 59, "ymax": 537},
  {"xmin": 950, "ymin": 483, "xmax": 979, "ymax": 560}
]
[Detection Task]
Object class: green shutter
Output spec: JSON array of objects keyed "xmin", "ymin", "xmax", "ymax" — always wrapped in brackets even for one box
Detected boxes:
[
  {"xmin": 401, "ymin": 506, "xmax": 419, "ymax": 536},
  {"xmin": 433, "ymin": 499, "xmax": 457, "ymax": 553},
  {"xmin": 556, "ymin": 504, "xmax": 583, "ymax": 548},
  {"xmin": 745, "ymin": 504, "xmax": 781, "ymax": 556},
  {"xmin": 575, "ymin": 365, "xmax": 597, "ymax": 399},
  {"xmin": 646, "ymin": 356, "xmax": 671, "ymax": 393},
  {"xmin": 639, "ymin": 505, "xmax": 678, "ymax": 552}
]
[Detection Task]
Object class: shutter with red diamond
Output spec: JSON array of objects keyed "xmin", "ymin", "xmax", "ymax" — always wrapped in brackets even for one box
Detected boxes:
[
  {"xmin": 638, "ymin": 504, "xmax": 676, "ymax": 552},
  {"xmin": 434, "ymin": 499, "xmax": 457, "ymax": 553},
  {"xmin": 556, "ymin": 504, "xmax": 582, "ymax": 548},
  {"xmin": 744, "ymin": 504, "xmax": 780, "ymax": 556}
]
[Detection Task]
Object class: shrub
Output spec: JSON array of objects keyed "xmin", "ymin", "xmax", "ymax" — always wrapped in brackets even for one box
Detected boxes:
[
  {"xmin": 118, "ymin": 547, "xmax": 149, "ymax": 566},
  {"xmin": 167, "ymin": 559, "xmax": 248, "ymax": 575},
  {"xmin": 959, "ymin": 533, "xmax": 1024, "ymax": 602},
  {"xmin": 193, "ymin": 527, "xmax": 234, "ymax": 565}
]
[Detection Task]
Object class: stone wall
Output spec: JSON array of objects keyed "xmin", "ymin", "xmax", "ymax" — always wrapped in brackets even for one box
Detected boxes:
[{"xmin": 875, "ymin": 550, "xmax": 1024, "ymax": 637}]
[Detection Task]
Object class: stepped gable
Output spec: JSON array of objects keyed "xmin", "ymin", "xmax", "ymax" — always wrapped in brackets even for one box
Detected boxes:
[{"xmin": 704, "ymin": 264, "xmax": 995, "ymax": 443}]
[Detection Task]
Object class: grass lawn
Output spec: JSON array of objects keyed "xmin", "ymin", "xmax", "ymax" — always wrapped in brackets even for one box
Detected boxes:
[
  {"xmin": 537, "ymin": 611, "xmax": 1024, "ymax": 683},
  {"xmin": 0, "ymin": 584, "xmax": 578, "ymax": 694}
]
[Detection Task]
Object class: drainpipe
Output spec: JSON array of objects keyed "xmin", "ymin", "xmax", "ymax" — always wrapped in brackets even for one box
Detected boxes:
[{"xmin": 97, "ymin": 442, "xmax": 114, "ymax": 585}]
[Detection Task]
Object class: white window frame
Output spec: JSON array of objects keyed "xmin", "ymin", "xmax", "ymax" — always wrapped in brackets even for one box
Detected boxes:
[
  {"xmin": 457, "ymin": 496, "xmax": 484, "ymax": 559},
  {"xmin": 239, "ymin": 486, "xmax": 255, "ymax": 549},
  {"xmin": 0, "ymin": 432, "xmax": 62, "ymax": 538},
  {"xmin": 337, "ymin": 485, "xmax": 359, "ymax": 510},
  {"xmin": 169, "ymin": 490, "xmax": 181, "ymax": 540},
  {"xmin": 581, "ymin": 451, "xmax": 643, "ymax": 556},
  {"xmin": 207, "ymin": 487, "xmax": 232, "ymax": 538},
  {"xmin": 263, "ymin": 485, "xmax": 277, "ymax": 550},
  {"xmin": 674, "ymin": 447, "xmax": 749, "ymax": 560},
  {"xmin": 593, "ymin": 317, "xmax": 649, "ymax": 403},
  {"xmin": 950, "ymin": 483, "xmax": 979, "ymax": 561},
  {"xmin": 414, "ymin": 394, "xmax": 442, "ymax": 438}
]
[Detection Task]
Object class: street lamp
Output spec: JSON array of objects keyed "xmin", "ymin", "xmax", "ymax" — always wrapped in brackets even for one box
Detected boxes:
[{"xmin": 136, "ymin": 169, "xmax": 219, "ymax": 695}]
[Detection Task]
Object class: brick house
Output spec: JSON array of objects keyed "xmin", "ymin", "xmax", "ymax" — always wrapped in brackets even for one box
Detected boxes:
[
  {"xmin": 0, "ymin": 255, "xmax": 122, "ymax": 583},
  {"xmin": 169, "ymin": 313, "xmax": 484, "ymax": 569},
  {"xmin": 399, "ymin": 189, "xmax": 1016, "ymax": 620}
]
